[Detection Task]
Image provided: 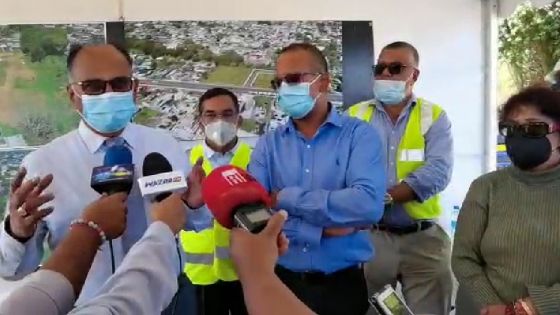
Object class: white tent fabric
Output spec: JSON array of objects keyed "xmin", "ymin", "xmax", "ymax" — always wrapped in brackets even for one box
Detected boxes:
[
  {"xmin": 3, "ymin": 0, "xmax": 469, "ymax": 24},
  {"xmin": 0, "ymin": 0, "xmax": 555, "ymax": 24},
  {"xmin": 1, "ymin": 0, "xmax": 116, "ymax": 24}
]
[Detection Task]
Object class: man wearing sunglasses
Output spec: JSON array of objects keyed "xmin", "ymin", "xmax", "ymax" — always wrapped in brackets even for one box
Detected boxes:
[
  {"xmin": 248, "ymin": 43, "xmax": 386, "ymax": 315},
  {"xmin": 348, "ymin": 41, "xmax": 454, "ymax": 315},
  {"xmin": 0, "ymin": 43, "xmax": 204, "ymax": 306}
]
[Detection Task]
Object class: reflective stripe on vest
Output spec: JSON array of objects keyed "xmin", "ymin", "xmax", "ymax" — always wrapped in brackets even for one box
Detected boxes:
[
  {"xmin": 180, "ymin": 142, "xmax": 252, "ymax": 285},
  {"xmin": 348, "ymin": 98, "xmax": 444, "ymax": 219}
]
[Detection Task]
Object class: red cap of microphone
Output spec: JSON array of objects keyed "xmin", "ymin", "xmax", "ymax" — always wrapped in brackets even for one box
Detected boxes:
[{"xmin": 202, "ymin": 165, "xmax": 271, "ymax": 229}]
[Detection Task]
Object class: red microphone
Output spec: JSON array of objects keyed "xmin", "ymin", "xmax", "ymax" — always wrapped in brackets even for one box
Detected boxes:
[{"xmin": 202, "ymin": 165, "xmax": 273, "ymax": 233}]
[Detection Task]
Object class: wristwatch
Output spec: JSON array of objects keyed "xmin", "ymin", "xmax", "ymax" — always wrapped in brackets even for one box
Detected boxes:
[{"xmin": 384, "ymin": 193, "xmax": 394, "ymax": 206}]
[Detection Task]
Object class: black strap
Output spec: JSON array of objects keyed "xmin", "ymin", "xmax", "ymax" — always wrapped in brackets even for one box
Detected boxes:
[{"xmin": 374, "ymin": 220, "xmax": 435, "ymax": 235}]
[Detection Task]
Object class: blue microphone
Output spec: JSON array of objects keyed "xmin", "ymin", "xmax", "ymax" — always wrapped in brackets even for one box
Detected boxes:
[
  {"xmin": 90, "ymin": 145, "xmax": 135, "ymax": 274},
  {"xmin": 91, "ymin": 145, "xmax": 135, "ymax": 195}
]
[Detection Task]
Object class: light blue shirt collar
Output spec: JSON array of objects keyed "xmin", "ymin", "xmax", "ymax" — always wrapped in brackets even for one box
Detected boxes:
[
  {"xmin": 202, "ymin": 139, "xmax": 239, "ymax": 160},
  {"xmin": 281, "ymin": 107, "xmax": 344, "ymax": 136}
]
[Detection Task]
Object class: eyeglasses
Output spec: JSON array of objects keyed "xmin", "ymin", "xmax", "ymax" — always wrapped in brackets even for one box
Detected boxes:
[
  {"xmin": 498, "ymin": 121, "xmax": 560, "ymax": 138},
  {"xmin": 202, "ymin": 111, "xmax": 238, "ymax": 123},
  {"xmin": 72, "ymin": 76, "xmax": 136, "ymax": 95},
  {"xmin": 373, "ymin": 62, "xmax": 408, "ymax": 76},
  {"xmin": 270, "ymin": 73, "xmax": 322, "ymax": 90}
]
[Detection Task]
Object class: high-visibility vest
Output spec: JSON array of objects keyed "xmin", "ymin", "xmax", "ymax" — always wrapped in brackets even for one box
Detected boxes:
[
  {"xmin": 180, "ymin": 142, "xmax": 252, "ymax": 285},
  {"xmin": 348, "ymin": 98, "xmax": 444, "ymax": 219}
]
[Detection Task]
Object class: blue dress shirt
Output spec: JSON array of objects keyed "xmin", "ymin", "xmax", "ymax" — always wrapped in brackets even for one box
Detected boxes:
[{"xmin": 248, "ymin": 109, "xmax": 385, "ymax": 273}]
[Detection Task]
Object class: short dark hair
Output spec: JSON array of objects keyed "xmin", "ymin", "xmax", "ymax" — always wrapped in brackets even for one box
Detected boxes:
[
  {"xmin": 278, "ymin": 43, "xmax": 329, "ymax": 73},
  {"xmin": 382, "ymin": 41, "xmax": 420, "ymax": 66},
  {"xmin": 198, "ymin": 88, "xmax": 240, "ymax": 115},
  {"xmin": 67, "ymin": 43, "xmax": 133, "ymax": 72},
  {"xmin": 499, "ymin": 86, "xmax": 560, "ymax": 123}
]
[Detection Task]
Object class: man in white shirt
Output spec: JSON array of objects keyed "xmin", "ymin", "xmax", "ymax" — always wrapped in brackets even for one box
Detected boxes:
[
  {"xmin": 0, "ymin": 43, "xmax": 203, "ymax": 304},
  {"xmin": 1, "ymin": 180, "xmax": 313, "ymax": 315}
]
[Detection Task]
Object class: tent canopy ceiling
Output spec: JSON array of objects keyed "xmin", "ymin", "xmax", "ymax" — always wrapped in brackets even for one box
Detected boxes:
[
  {"xmin": 1, "ymin": 0, "xmax": 436, "ymax": 24},
  {"xmin": 1, "ymin": 0, "xmax": 554, "ymax": 24}
]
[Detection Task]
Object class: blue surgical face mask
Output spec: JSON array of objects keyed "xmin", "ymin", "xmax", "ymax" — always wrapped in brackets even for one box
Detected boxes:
[
  {"xmin": 276, "ymin": 76, "xmax": 321, "ymax": 119},
  {"xmin": 373, "ymin": 79, "xmax": 407, "ymax": 105},
  {"xmin": 79, "ymin": 91, "xmax": 137, "ymax": 134}
]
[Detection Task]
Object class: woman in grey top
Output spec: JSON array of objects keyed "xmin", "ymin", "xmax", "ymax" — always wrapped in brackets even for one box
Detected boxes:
[{"xmin": 453, "ymin": 86, "xmax": 560, "ymax": 315}]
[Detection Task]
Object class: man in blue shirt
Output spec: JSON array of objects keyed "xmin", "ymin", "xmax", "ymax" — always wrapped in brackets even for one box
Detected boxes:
[{"xmin": 248, "ymin": 43, "xmax": 385, "ymax": 315}]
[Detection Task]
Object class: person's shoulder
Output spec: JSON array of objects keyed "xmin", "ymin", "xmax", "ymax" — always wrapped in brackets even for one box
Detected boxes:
[
  {"xmin": 339, "ymin": 114, "xmax": 379, "ymax": 140},
  {"xmin": 24, "ymin": 129, "xmax": 80, "ymax": 164},
  {"xmin": 259, "ymin": 123, "xmax": 288, "ymax": 142},
  {"xmin": 418, "ymin": 97, "xmax": 447, "ymax": 112},
  {"xmin": 340, "ymin": 113, "xmax": 371, "ymax": 128},
  {"xmin": 470, "ymin": 167, "xmax": 511, "ymax": 188},
  {"xmin": 130, "ymin": 124, "xmax": 177, "ymax": 142},
  {"xmin": 186, "ymin": 141, "xmax": 203, "ymax": 156},
  {"xmin": 238, "ymin": 140, "xmax": 254, "ymax": 151}
]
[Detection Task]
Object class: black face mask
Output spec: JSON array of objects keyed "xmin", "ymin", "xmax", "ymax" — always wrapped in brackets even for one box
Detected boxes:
[{"xmin": 506, "ymin": 134, "xmax": 552, "ymax": 170}]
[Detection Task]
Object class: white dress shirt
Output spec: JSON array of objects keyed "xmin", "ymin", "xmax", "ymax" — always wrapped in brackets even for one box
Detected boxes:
[
  {"xmin": 0, "ymin": 221, "xmax": 180, "ymax": 315},
  {"xmin": 0, "ymin": 122, "xmax": 189, "ymax": 304}
]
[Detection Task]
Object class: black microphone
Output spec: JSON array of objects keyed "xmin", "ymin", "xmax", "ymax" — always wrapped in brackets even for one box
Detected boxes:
[
  {"xmin": 140, "ymin": 152, "xmax": 188, "ymax": 315},
  {"xmin": 139, "ymin": 152, "xmax": 187, "ymax": 202}
]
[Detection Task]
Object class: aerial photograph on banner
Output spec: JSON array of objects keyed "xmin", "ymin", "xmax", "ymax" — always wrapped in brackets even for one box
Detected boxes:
[
  {"xmin": 0, "ymin": 21, "xmax": 343, "ymax": 214},
  {"xmin": 127, "ymin": 21, "xmax": 343, "ymax": 141}
]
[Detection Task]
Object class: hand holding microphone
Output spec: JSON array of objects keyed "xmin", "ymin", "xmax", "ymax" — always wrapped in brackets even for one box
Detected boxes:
[
  {"xmin": 80, "ymin": 193, "xmax": 128, "ymax": 240},
  {"xmin": 90, "ymin": 144, "xmax": 134, "ymax": 274},
  {"xmin": 151, "ymin": 193, "xmax": 186, "ymax": 235},
  {"xmin": 230, "ymin": 211, "xmax": 289, "ymax": 280},
  {"xmin": 138, "ymin": 153, "xmax": 188, "ymax": 233},
  {"xmin": 202, "ymin": 165, "xmax": 273, "ymax": 233}
]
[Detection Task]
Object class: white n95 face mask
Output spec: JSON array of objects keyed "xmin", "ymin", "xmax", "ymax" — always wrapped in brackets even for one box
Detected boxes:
[{"xmin": 205, "ymin": 120, "xmax": 237, "ymax": 147}]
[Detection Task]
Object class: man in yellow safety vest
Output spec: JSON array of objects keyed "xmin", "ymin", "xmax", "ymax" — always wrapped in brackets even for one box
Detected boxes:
[
  {"xmin": 348, "ymin": 42, "xmax": 454, "ymax": 315},
  {"xmin": 180, "ymin": 87, "xmax": 252, "ymax": 315}
]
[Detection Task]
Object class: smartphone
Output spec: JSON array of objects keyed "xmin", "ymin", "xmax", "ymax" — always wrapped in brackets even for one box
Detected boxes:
[{"xmin": 369, "ymin": 285, "xmax": 414, "ymax": 315}]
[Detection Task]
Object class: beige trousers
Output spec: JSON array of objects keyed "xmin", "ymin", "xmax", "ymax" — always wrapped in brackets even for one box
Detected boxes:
[{"xmin": 364, "ymin": 225, "xmax": 453, "ymax": 315}]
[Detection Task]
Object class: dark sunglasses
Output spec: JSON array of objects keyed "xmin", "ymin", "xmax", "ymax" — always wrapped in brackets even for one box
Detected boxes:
[
  {"xmin": 72, "ymin": 76, "xmax": 136, "ymax": 95},
  {"xmin": 270, "ymin": 73, "xmax": 321, "ymax": 90},
  {"xmin": 373, "ymin": 62, "xmax": 408, "ymax": 76},
  {"xmin": 498, "ymin": 121, "xmax": 560, "ymax": 138}
]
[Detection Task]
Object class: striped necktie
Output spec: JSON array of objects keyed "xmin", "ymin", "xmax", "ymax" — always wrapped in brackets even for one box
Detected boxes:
[{"xmin": 102, "ymin": 137, "xmax": 126, "ymax": 151}]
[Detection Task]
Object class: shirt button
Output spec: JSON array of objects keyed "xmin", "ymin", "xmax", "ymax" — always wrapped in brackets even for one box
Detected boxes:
[
  {"xmin": 390, "ymin": 162, "xmax": 394, "ymax": 166},
  {"xmin": 302, "ymin": 246, "xmax": 308, "ymax": 253},
  {"xmin": 305, "ymin": 169, "xmax": 310, "ymax": 173},
  {"xmin": 306, "ymin": 144, "xmax": 311, "ymax": 149},
  {"xmin": 390, "ymin": 146, "xmax": 395, "ymax": 150}
]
